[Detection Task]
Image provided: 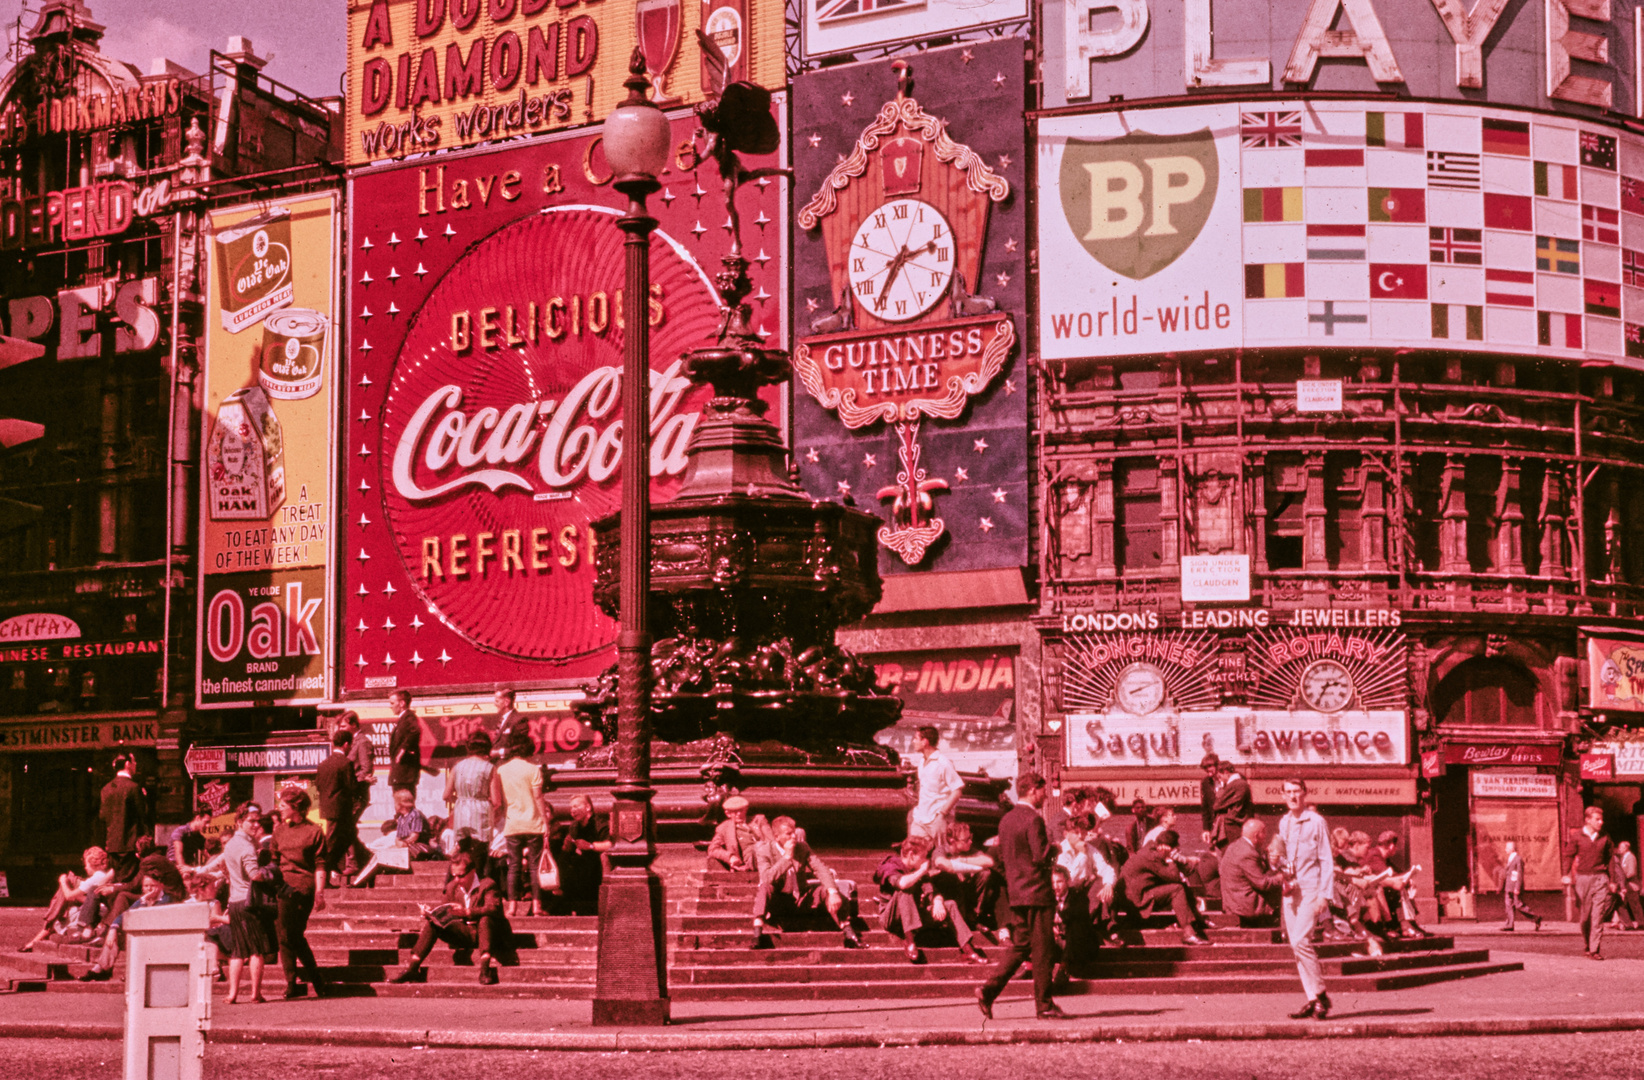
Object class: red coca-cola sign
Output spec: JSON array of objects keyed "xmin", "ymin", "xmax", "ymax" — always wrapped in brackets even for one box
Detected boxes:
[{"xmin": 345, "ymin": 119, "xmax": 786, "ymax": 696}]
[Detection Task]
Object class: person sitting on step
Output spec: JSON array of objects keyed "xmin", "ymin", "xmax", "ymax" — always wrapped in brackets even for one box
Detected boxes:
[
  {"xmin": 391, "ymin": 838, "xmax": 505, "ymax": 986},
  {"xmin": 1335, "ymin": 832, "xmax": 1393, "ymax": 957},
  {"xmin": 875, "ymin": 834, "xmax": 987, "ymax": 965},
  {"xmin": 931, "ymin": 822, "xmax": 1000, "ymax": 939},
  {"xmin": 1374, "ymin": 832, "xmax": 1431, "ymax": 939},
  {"xmin": 706, "ymin": 795, "xmax": 759, "ymax": 871},
  {"xmin": 1220, "ymin": 819, "xmax": 1285, "ymax": 928},
  {"xmin": 750, "ymin": 815, "xmax": 862, "ymax": 950},
  {"xmin": 76, "ymin": 871, "xmax": 179, "ymax": 982},
  {"xmin": 1118, "ymin": 829, "xmax": 1211, "ymax": 945}
]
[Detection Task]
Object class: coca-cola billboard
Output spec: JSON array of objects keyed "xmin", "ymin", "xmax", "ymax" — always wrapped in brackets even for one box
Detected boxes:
[{"xmin": 345, "ymin": 111, "xmax": 787, "ymax": 697}]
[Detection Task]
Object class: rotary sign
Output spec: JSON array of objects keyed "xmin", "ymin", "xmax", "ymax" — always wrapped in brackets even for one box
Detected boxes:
[{"xmin": 343, "ymin": 113, "xmax": 786, "ymax": 697}]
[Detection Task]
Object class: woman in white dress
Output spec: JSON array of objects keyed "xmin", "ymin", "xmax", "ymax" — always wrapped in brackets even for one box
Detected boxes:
[{"xmin": 444, "ymin": 732, "xmax": 498, "ymax": 872}]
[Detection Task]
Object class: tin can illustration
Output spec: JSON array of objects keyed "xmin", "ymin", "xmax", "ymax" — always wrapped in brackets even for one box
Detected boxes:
[
  {"xmin": 258, "ymin": 308, "xmax": 328, "ymax": 400},
  {"xmin": 215, "ymin": 207, "xmax": 293, "ymax": 333},
  {"xmin": 208, "ymin": 385, "xmax": 286, "ymax": 520}
]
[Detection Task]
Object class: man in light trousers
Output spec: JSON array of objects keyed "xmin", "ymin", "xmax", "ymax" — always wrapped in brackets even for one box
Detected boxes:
[{"xmin": 1276, "ymin": 778, "xmax": 1333, "ymax": 1020}]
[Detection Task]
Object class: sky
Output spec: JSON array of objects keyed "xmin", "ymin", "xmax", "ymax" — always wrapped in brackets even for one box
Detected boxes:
[{"xmin": 12, "ymin": 0, "xmax": 347, "ymax": 100}]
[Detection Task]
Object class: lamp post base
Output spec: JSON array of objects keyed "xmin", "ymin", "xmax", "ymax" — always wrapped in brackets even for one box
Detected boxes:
[{"xmin": 590, "ymin": 865, "xmax": 670, "ymax": 1026}]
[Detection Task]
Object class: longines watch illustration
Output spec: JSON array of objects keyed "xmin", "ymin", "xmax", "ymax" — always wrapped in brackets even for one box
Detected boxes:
[
  {"xmin": 846, "ymin": 197, "xmax": 955, "ymax": 322},
  {"xmin": 1113, "ymin": 661, "xmax": 1166, "ymax": 716},
  {"xmin": 1299, "ymin": 658, "xmax": 1355, "ymax": 713}
]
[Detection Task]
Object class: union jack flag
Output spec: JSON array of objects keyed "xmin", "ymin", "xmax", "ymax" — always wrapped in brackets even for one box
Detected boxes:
[
  {"xmin": 1241, "ymin": 111, "xmax": 1303, "ymax": 149},
  {"xmin": 1626, "ymin": 249, "xmax": 1644, "ymax": 288},
  {"xmin": 815, "ymin": 0, "xmax": 923, "ymax": 24},
  {"xmin": 1629, "ymin": 322, "xmax": 1644, "ymax": 359}
]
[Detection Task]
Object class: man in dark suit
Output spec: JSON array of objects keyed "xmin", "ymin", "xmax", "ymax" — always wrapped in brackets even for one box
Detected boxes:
[
  {"xmin": 1221, "ymin": 819, "xmax": 1285, "ymax": 926},
  {"xmin": 1211, "ymin": 760, "xmax": 1254, "ymax": 849},
  {"xmin": 1199, "ymin": 754, "xmax": 1220, "ymax": 846},
  {"xmin": 978, "ymin": 774, "xmax": 1067, "ymax": 1020},
  {"xmin": 386, "ymin": 690, "xmax": 422, "ymax": 793},
  {"xmin": 492, "ymin": 688, "xmax": 528, "ymax": 758},
  {"xmin": 1120, "ymin": 830, "xmax": 1210, "ymax": 944},
  {"xmin": 99, "ymin": 753, "xmax": 148, "ymax": 884},
  {"xmin": 314, "ymin": 730, "xmax": 361, "ymax": 889}
]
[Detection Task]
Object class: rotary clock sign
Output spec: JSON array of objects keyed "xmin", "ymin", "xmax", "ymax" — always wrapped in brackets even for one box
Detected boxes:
[{"xmin": 791, "ymin": 39, "xmax": 1028, "ymax": 576}]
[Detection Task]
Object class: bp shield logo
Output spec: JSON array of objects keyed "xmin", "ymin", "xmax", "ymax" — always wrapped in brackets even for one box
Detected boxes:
[{"xmin": 1059, "ymin": 128, "xmax": 1219, "ymax": 280}]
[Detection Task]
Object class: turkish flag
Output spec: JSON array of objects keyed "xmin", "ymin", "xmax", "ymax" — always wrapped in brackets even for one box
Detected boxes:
[{"xmin": 1371, "ymin": 263, "xmax": 1427, "ymax": 299}]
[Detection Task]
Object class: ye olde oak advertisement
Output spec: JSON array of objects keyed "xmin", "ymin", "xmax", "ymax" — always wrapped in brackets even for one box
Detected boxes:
[{"xmin": 196, "ymin": 193, "xmax": 340, "ymax": 709}]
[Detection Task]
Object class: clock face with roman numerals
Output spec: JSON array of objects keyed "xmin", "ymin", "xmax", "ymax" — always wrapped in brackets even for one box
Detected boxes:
[{"xmin": 846, "ymin": 197, "xmax": 955, "ymax": 323}]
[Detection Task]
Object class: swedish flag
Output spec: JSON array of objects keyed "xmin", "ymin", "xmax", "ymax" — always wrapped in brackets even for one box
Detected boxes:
[{"xmin": 1536, "ymin": 236, "xmax": 1580, "ymax": 275}]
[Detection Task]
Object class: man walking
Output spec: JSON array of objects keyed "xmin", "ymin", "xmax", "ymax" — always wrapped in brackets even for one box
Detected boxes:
[
  {"xmin": 977, "ymin": 774, "xmax": 1066, "ymax": 1020},
  {"xmin": 1564, "ymin": 805, "xmax": 1616, "ymax": 959},
  {"xmin": 1276, "ymin": 778, "xmax": 1332, "ymax": 1020},
  {"xmin": 1198, "ymin": 754, "xmax": 1220, "ymax": 846},
  {"xmin": 314, "ymin": 730, "xmax": 361, "ymax": 890},
  {"xmin": 99, "ymin": 753, "xmax": 148, "ymax": 885},
  {"xmin": 1501, "ymin": 840, "xmax": 1541, "ymax": 931},
  {"xmin": 339, "ymin": 711, "xmax": 374, "ymax": 876},
  {"xmin": 1614, "ymin": 840, "xmax": 1643, "ymax": 929},
  {"xmin": 909, "ymin": 725, "xmax": 963, "ymax": 847}
]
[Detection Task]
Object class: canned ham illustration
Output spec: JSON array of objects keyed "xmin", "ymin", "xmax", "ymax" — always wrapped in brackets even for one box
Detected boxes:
[
  {"xmin": 258, "ymin": 308, "xmax": 328, "ymax": 399},
  {"xmin": 215, "ymin": 207, "xmax": 293, "ymax": 333},
  {"xmin": 208, "ymin": 385, "xmax": 286, "ymax": 520}
]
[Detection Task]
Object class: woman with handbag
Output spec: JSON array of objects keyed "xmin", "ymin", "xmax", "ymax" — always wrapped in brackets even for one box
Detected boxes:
[
  {"xmin": 273, "ymin": 788, "xmax": 329, "ymax": 999},
  {"xmin": 445, "ymin": 732, "xmax": 497, "ymax": 876},
  {"xmin": 491, "ymin": 732, "xmax": 548, "ymax": 917}
]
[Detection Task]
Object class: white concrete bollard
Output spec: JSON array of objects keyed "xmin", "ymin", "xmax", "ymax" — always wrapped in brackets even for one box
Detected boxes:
[{"xmin": 122, "ymin": 904, "xmax": 212, "ymax": 1080}]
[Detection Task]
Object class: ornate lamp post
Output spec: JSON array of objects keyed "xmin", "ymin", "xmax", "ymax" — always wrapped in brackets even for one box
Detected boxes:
[{"xmin": 591, "ymin": 49, "xmax": 672, "ymax": 1028}]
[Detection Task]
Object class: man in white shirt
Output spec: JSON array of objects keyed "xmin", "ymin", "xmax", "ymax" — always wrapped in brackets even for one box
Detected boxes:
[
  {"xmin": 1276, "ymin": 778, "xmax": 1333, "ymax": 1021},
  {"xmin": 908, "ymin": 726, "xmax": 963, "ymax": 849}
]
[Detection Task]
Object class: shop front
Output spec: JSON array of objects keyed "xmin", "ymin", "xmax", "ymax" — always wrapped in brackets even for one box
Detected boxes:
[{"xmin": 1047, "ymin": 610, "xmax": 1427, "ymax": 903}]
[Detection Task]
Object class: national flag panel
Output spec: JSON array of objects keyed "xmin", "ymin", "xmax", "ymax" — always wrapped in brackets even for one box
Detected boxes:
[
  {"xmin": 1539, "ymin": 310, "xmax": 1584, "ymax": 348},
  {"xmin": 1370, "ymin": 263, "xmax": 1427, "ymax": 299},
  {"xmin": 1583, "ymin": 204, "xmax": 1620, "ymax": 245},
  {"xmin": 1536, "ymin": 235, "xmax": 1581, "ymax": 274},
  {"xmin": 1625, "ymin": 248, "xmax": 1644, "ymax": 287},
  {"xmin": 1628, "ymin": 322, "xmax": 1644, "ymax": 359},
  {"xmin": 1244, "ymin": 187, "xmax": 1303, "ymax": 222},
  {"xmin": 1307, "ymin": 299, "xmax": 1370, "ymax": 337},
  {"xmin": 1484, "ymin": 193, "xmax": 1533, "ymax": 231},
  {"xmin": 1624, "ymin": 178, "xmax": 1644, "ymax": 216},
  {"xmin": 1368, "ymin": 187, "xmax": 1425, "ymax": 223},
  {"xmin": 1366, "ymin": 112, "xmax": 1424, "ymax": 149},
  {"xmin": 1432, "ymin": 303, "xmax": 1484, "ymax": 340},
  {"xmin": 1306, "ymin": 148, "xmax": 1366, "ymax": 168},
  {"xmin": 1535, "ymin": 161, "xmax": 1578, "ymax": 199},
  {"xmin": 1306, "ymin": 224, "xmax": 1366, "ymax": 261},
  {"xmin": 1483, "ymin": 118, "xmax": 1531, "ymax": 157},
  {"xmin": 1241, "ymin": 111, "xmax": 1303, "ymax": 148},
  {"xmin": 1245, "ymin": 263, "xmax": 1305, "ymax": 298},
  {"xmin": 1428, "ymin": 151, "xmax": 1482, "ymax": 190},
  {"xmin": 1429, "ymin": 227, "xmax": 1482, "ymax": 264},
  {"xmin": 1485, "ymin": 268, "xmax": 1535, "ymax": 307},
  {"xmin": 1581, "ymin": 131, "xmax": 1618, "ymax": 171},
  {"xmin": 1586, "ymin": 278, "xmax": 1622, "ymax": 317}
]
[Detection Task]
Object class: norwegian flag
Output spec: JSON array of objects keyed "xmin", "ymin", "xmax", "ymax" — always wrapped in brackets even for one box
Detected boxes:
[
  {"xmin": 1626, "ymin": 248, "xmax": 1644, "ymax": 288},
  {"xmin": 1429, "ymin": 227, "xmax": 1482, "ymax": 265},
  {"xmin": 1241, "ymin": 111, "xmax": 1303, "ymax": 148}
]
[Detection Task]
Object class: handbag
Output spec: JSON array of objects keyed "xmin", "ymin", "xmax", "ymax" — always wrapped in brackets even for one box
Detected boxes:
[{"xmin": 537, "ymin": 845, "xmax": 561, "ymax": 891}]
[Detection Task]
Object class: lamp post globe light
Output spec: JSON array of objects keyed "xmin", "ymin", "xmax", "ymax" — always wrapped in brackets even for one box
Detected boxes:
[{"xmin": 591, "ymin": 48, "xmax": 671, "ymax": 1028}]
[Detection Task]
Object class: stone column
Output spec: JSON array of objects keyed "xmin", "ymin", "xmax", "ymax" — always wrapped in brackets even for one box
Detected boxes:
[
  {"xmin": 1438, "ymin": 454, "xmax": 1469, "ymax": 574},
  {"xmin": 1496, "ymin": 458, "xmax": 1526, "ymax": 575}
]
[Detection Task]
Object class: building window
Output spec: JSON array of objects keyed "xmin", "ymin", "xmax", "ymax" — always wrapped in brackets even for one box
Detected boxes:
[
  {"xmin": 1325, "ymin": 452, "xmax": 1363, "ymax": 569},
  {"xmin": 1115, "ymin": 460, "xmax": 1163, "ymax": 571},
  {"xmin": 1432, "ymin": 657, "xmax": 1542, "ymax": 727},
  {"xmin": 1265, "ymin": 454, "xmax": 1305, "ymax": 569}
]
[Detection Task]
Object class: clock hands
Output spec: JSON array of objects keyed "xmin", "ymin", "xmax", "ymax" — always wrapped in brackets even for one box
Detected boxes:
[{"xmin": 874, "ymin": 238, "xmax": 939, "ymax": 301}]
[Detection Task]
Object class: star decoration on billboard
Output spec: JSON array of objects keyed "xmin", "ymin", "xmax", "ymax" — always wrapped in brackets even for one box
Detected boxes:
[
  {"xmin": 974, "ymin": 438, "xmax": 989, "ymax": 453},
  {"xmin": 979, "ymin": 518, "xmax": 995, "ymax": 532}
]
